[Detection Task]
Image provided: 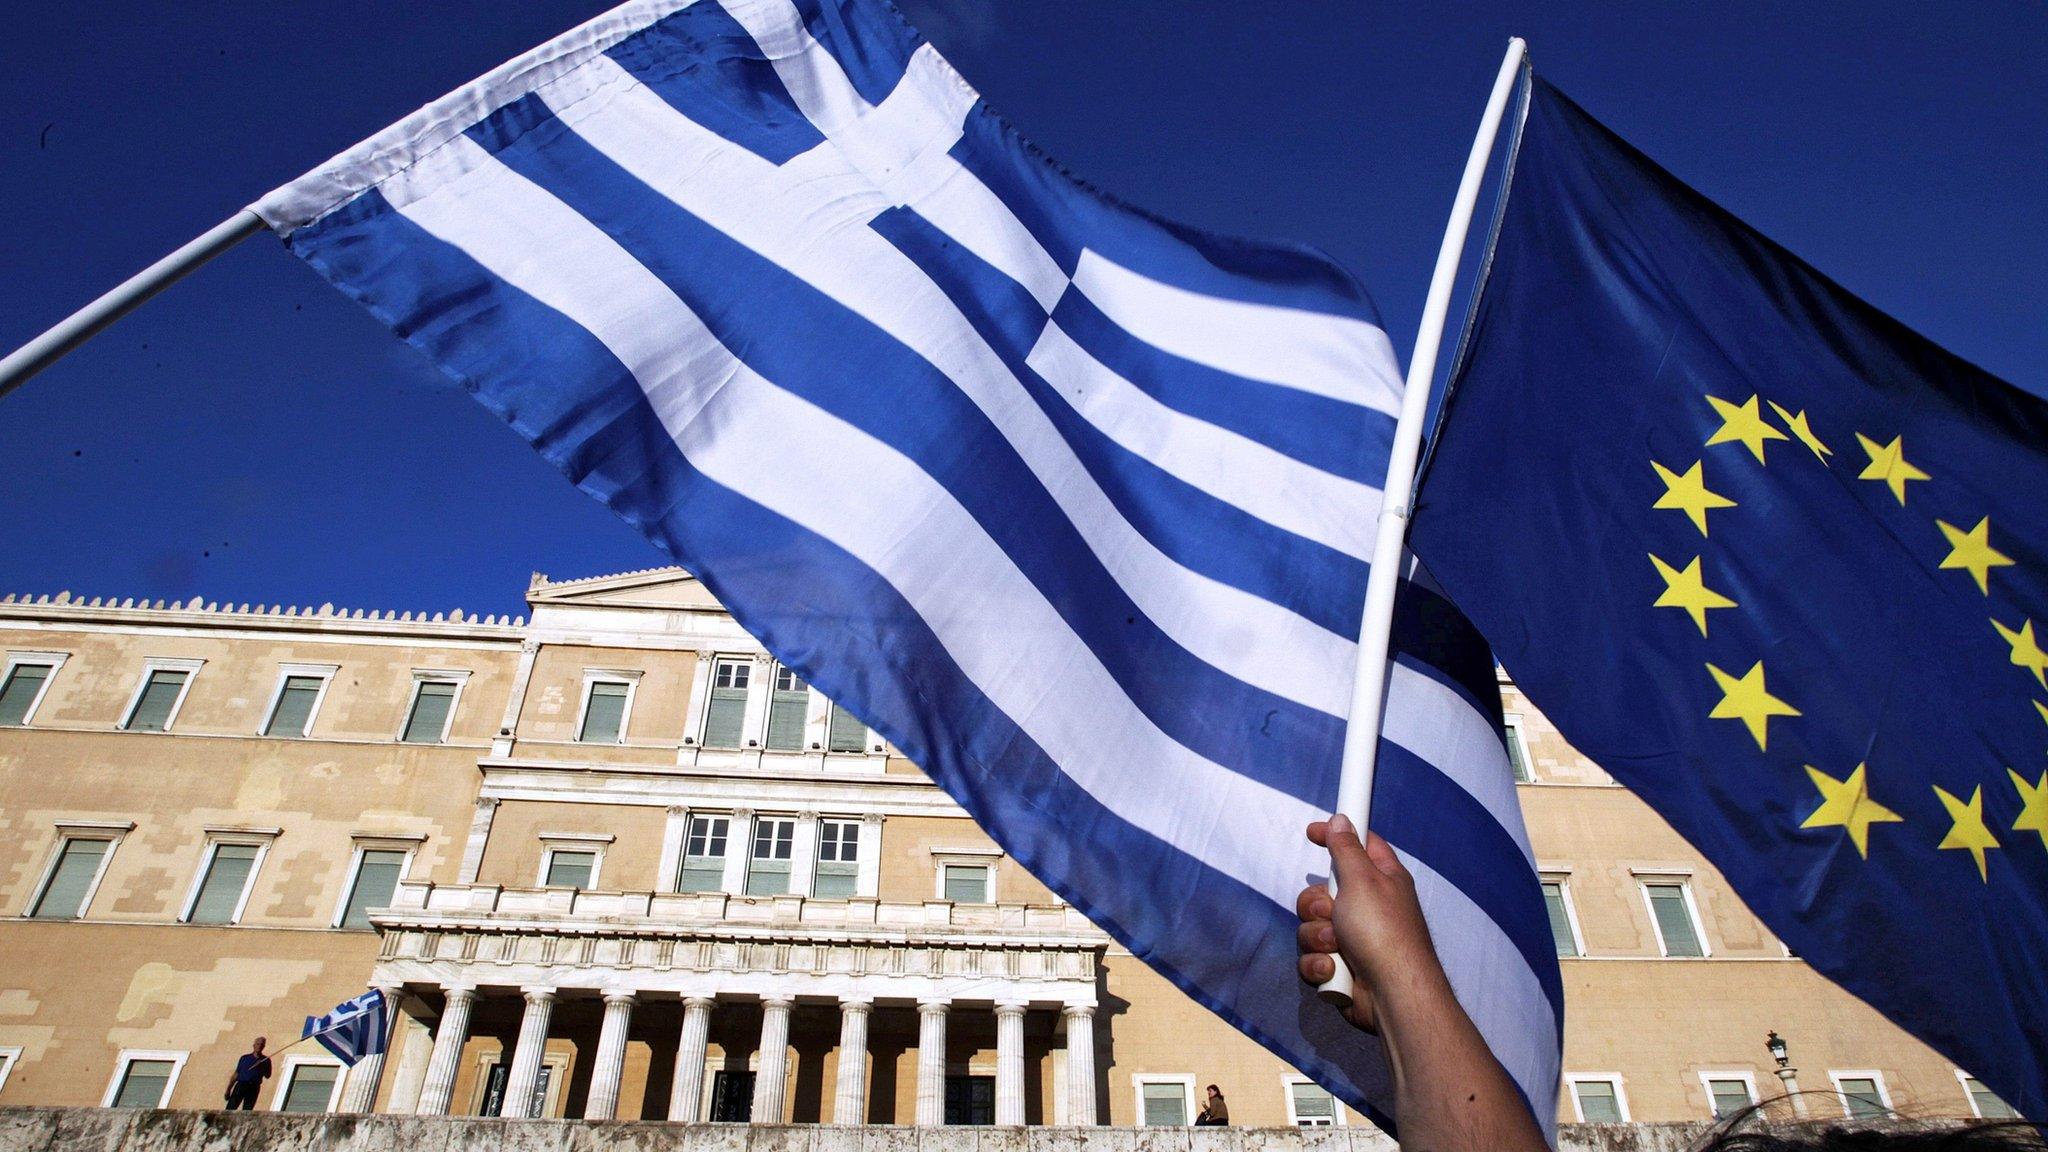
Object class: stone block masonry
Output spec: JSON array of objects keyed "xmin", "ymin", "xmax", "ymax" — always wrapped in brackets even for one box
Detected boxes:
[{"xmin": 0, "ymin": 1109, "xmax": 1719, "ymax": 1152}]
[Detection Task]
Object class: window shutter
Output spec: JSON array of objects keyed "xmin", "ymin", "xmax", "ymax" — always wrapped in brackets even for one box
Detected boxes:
[
  {"xmin": 113, "ymin": 1060, "xmax": 177, "ymax": 1108},
  {"xmin": 827, "ymin": 702, "xmax": 866, "ymax": 752},
  {"xmin": 943, "ymin": 865, "xmax": 990, "ymax": 903},
  {"xmin": 32, "ymin": 838, "xmax": 108, "ymax": 919},
  {"xmin": 265, "ymin": 675, "xmax": 323, "ymax": 737},
  {"xmin": 189, "ymin": 843, "xmax": 259, "ymax": 924},
  {"xmin": 1647, "ymin": 884, "xmax": 1703, "ymax": 956},
  {"xmin": 127, "ymin": 670, "xmax": 188, "ymax": 731},
  {"xmin": 1141, "ymin": 1083, "xmax": 1187, "ymax": 1126},
  {"xmin": 1541, "ymin": 882, "xmax": 1579, "ymax": 957},
  {"xmin": 546, "ymin": 851, "xmax": 596, "ymax": 888},
  {"xmin": 341, "ymin": 850, "xmax": 406, "ymax": 929},
  {"xmin": 0, "ymin": 664, "xmax": 51, "ymax": 725},
  {"xmin": 280, "ymin": 1065, "xmax": 340, "ymax": 1112},
  {"xmin": 579, "ymin": 682, "xmax": 629, "ymax": 743},
  {"xmin": 402, "ymin": 681, "xmax": 456, "ymax": 743},
  {"xmin": 1574, "ymin": 1081, "xmax": 1622, "ymax": 1123}
]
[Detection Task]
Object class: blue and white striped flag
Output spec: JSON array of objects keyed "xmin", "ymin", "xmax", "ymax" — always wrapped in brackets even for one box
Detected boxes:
[
  {"xmin": 259, "ymin": 0, "xmax": 1560, "ymax": 1135},
  {"xmin": 303, "ymin": 988, "xmax": 389, "ymax": 1067}
]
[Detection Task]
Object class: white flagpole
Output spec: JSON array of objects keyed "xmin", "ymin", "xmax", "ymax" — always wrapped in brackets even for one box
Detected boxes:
[
  {"xmin": 0, "ymin": 209, "xmax": 266, "ymax": 401},
  {"xmin": 1318, "ymin": 37, "xmax": 1530, "ymax": 1008}
]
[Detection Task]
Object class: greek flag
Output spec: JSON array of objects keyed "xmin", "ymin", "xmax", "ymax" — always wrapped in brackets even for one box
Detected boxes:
[
  {"xmin": 259, "ymin": 0, "xmax": 1560, "ymax": 1134},
  {"xmin": 303, "ymin": 989, "xmax": 389, "ymax": 1067}
]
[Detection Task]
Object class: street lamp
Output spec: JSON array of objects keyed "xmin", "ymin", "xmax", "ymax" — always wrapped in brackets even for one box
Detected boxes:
[{"xmin": 1765, "ymin": 1031, "xmax": 1808, "ymax": 1118}]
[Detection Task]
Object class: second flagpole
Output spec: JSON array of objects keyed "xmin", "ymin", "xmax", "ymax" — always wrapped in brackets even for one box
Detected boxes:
[{"xmin": 1318, "ymin": 37, "xmax": 1530, "ymax": 1008}]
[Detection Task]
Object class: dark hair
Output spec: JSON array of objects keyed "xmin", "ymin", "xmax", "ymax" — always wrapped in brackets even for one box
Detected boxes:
[
  {"xmin": 1696, "ymin": 1101, "xmax": 2045, "ymax": 1151},
  {"xmin": 1207, "ymin": 1084, "xmax": 1221, "ymax": 1094}
]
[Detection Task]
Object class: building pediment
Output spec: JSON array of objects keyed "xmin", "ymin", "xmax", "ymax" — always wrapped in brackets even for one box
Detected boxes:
[{"xmin": 527, "ymin": 567, "xmax": 728, "ymax": 612}]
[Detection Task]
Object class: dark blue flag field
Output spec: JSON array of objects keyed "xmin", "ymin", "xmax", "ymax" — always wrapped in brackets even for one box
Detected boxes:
[{"xmin": 1413, "ymin": 78, "xmax": 2048, "ymax": 1117}]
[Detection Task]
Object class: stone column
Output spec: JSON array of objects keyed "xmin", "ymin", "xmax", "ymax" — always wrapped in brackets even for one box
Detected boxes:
[
  {"xmin": 1062, "ymin": 1004, "xmax": 1097, "ymax": 1126},
  {"xmin": 416, "ymin": 986, "xmax": 478, "ymax": 1116},
  {"xmin": 586, "ymin": 989, "xmax": 637, "ymax": 1121},
  {"xmin": 915, "ymin": 999, "xmax": 949, "ymax": 1126},
  {"xmin": 670, "ymin": 996, "xmax": 716, "ymax": 1122},
  {"xmin": 338, "ymin": 984, "xmax": 405, "ymax": 1113},
  {"xmin": 458, "ymin": 798, "xmax": 499, "ymax": 884},
  {"xmin": 750, "ymin": 995, "xmax": 795, "ymax": 1123},
  {"xmin": 995, "ymin": 1001, "xmax": 1027, "ymax": 1125},
  {"xmin": 832, "ymin": 998, "xmax": 873, "ymax": 1124},
  {"xmin": 502, "ymin": 986, "xmax": 557, "ymax": 1119}
]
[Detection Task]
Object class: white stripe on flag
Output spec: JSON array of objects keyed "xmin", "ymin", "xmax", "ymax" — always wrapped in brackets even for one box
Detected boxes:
[
  {"xmin": 393, "ymin": 139, "xmax": 1333, "ymax": 911},
  {"xmin": 1382, "ymin": 661, "xmax": 1535, "ymax": 865},
  {"xmin": 1027, "ymin": 318, "xmax": 1381, "ymax": 561},
  {"xmin": 1073, "ymin": 249, "xmax": 1404, "ymax": 414},
  {"xmin": 537, "ymin": 56, "xmax": 1361, "ymax": 717}
]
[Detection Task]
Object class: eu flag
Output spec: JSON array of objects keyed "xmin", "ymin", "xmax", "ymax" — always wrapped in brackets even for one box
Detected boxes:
[{"xmin": 1412, "ymin": 78, "xmax": 2048, "ymax": 1117}]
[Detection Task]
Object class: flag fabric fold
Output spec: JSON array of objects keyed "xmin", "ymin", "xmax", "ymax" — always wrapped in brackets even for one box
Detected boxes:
[
  {"xmin": 304, "ymin": 988, "xmax": 390, "ymax": 1068},
  {"xmin": 1413, "ymin": 77, "xmax": 2048, "ymax": 1119},
  {"xmin": 260, "ymin": 0, "xmax": 1560, "ymax": 1132}
]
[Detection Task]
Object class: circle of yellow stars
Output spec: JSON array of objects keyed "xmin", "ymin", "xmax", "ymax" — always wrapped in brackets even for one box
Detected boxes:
[{"xmin": 1646, "ymin": 391, "xmax": 2048, "ymax": 881}]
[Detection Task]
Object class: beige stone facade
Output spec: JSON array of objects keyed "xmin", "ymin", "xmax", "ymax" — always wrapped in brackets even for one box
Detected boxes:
[{"xmin": 0, "ymin": 569, "xmax": 2004, "ymax": 1129}]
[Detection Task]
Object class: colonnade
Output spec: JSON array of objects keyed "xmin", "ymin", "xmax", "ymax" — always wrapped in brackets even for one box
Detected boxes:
[{"xmin": 369, "ymin": 984, "xmax": 1098, "ymax": 1125}]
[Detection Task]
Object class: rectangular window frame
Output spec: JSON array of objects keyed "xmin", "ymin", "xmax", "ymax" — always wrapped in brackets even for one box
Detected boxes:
[
  {"xmin": 1132, "ymin": 1074, "xmax": 1195, "ymax": 1127},
  {"xmin": 330, "ymin": 837, "xmax": 421, "ymax": 929},
  {"xmin": 764, "ymin": 664, "xmax": 809, "ymax": 751},
  {"xmin": 1503, "ymin": 714, "xmax": 1533, "ymax": 782},
  {"xmin": 102, "ymin": 1049, "xmax": 189, "ymax": 1108},
  {"xmin": 1829, "ymin": 1071, "xmax": 1892, "ymax": 1119},
  {"xmin": 675, "ymin": 813, "xmax": 731, "ymax": 893},
  {"xmin": 397, "ymin": 670, "xmax": 470, "ymax": 744},
  {"xmin": 120, "ymin": 657, "xmax": 204, "ymax": 732},
  {"xmin": 932, "ymin": 848, "xmax": 1001, "ymax": 904},
  {"xmin": 178, "ymin": 830, "xmax": 278, "ymax": 925},
  {"xmin": 260, "ymin": 663, "xmax": 338, "ymax": 739},
  {"xmin": 536, "ymin": 832, "xmax": 613, "ymax": 890},
  {"xmin": 1282, "ymin": 1075, "xmax": 1344, "ymax": 1127},
  {"xmin": 699, "ymin": 656, "xmax": 754, "ymax": 749},
  {"xmin": 812, "ymin": 817, "xmax": 861, "ymax": 899},
  {"xmin": 1636, "ymin": 872, "xmax": 1711, "ymax": 958},
  {"xmin": 1955, "ymin": 1070, "xmax": 2017, "ymax": 1120},
  {"xmin": 272, "ymin": 1054, "xmax": 346, "ymax": 1113},
  {"xmin": 745, "ymin": 816, "xmax": 796, "ymax": 896},
  {"xmin": 25, "ymin": 821, "xmax": 130, "ymax": 920},
  {"xmin": 1698, "ymin": 1071, "xmax": 1759, "ymax": 1119},
  {"xmin": 1565, "ymin": 1073, "xmax": 1631, "ymax": 1123},
  {"xmin": 0, "ymin": 651, "xmax": 68, "ymax": 727},
  {"xmin": 1539, "ymin": 872, "xmax": 1584, "ymax": 958},
  {"xmin": 0, "ymin": 1045, "xmax": 21, "ymax": 1095},
  {"xmin": 573, "ymin": 669, "xmax": 641, "ymax": 745}
]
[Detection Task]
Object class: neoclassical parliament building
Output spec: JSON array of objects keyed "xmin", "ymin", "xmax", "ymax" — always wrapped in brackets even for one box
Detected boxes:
[{"xmin": 0, "ymin": 568, "xmax": 2017, "ymax": 1127}]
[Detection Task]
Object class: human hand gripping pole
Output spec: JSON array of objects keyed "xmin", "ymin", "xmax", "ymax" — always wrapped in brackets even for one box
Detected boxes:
[{"xmin": 1316, "ymin": 36, "xmax": 1528, "ymax": 1008}]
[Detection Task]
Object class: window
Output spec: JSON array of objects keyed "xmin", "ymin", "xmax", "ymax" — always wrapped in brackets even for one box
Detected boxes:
[
  {"xmin": 185, "ymin": 840, "xmax": 266, "ymax": 924},
  {"xmin": 545, "ymin": 850, "xmax": 598, "ymax": 889},
  {"xmin": 1641, "ymin": 878, "xmax": 1707, "ymax": 957},
  {"xmin": 262, "ymin": 665, "xmax": 335, "ymax": 738},
  {"xmin": 943, "ymin": 864, "xmax": 991, "ymax": 904},
  {"xmin": 1504, "ymin": 716, "xmax": 1532, "ymax": 782},
  {"xmin": 400, "ymin": 678, "xmax": 460, "ymax": 744},
  {"xmin": 703, "ymin": 658, "xmax": 752, "ymax": 748},
  {"xmin": 30, "ymin": 836, "xmax": 116, "ymax": 919},
  {"xmin": 747, "ymin": 818, "xmax": 795, "ymax": 895},
  {"xmin": 677, "ymin": 815, "xmax": 730, "ymax": 893},
  {"xmin": 0, "ymin": 1046, "xmax": 20, "ymax": 1095},
  {"xmin": 1567, "ymin": 1076, "xmax": 1628, "ymax": 1123},
  {"xmin": 1136, "ymin": 1078, "xmax": 1193, "ymax": 1126},
  {"xmin": 275, "ymin": 1058, "xmax": 343, "ymax": 1112},
  {"xmin": 1286, "ymin": 1079, "xmax": 1340, "ymax": 1126},
  {"xmin": 337, "ymin": 849, "xmax": 408, "ymax": 930},
  {"xmin": 826, "ymin": 700, "xmax": 866, "ymax": 753},
  {"xmin": 123, "ymin": 660, "xmax": 200, "ymax": 732},
  {"xmin": 708, "ymin": 1070, "xmax": 754, "ymax": 1122},
  {"xmin": 480, "ymin": 1059, "xmax": 555, "ymax": 1118},
  {"xmin": 766, "ymin": 666, "xmax": 808, "ymax": 751},
  {"xmin": 0, "ymin": 653, "xmax": 64, "ymax": 726},
  {"xmin": 1701, "ymin": 1074, "xmax": 1757, "ymax": 1119},
  {"xmin": 813, "ymin": 819, "xmax": 860, "ymax": 898},
  {"xmin": 104, "ymin": 1051, "xmax": 186, "ymax": 1108},
  {"xmin": 578, "ymin": 679, "xmax": 632, "ymax": 744},
  {"xmin": 946, "ymin": 1075, "xmax": 996, "ymax": 1125},
  {"xmin": 1832, "ymin": 1073, "xmax": 1890, "ymax": 1120},
  {"xmin": 1541, "ymin": 879, "xmax": 1581, "ymax": 957},
  {"xmin": 1959, "ymin": 1073, "xmax": 2018, "ymax": 1119}
]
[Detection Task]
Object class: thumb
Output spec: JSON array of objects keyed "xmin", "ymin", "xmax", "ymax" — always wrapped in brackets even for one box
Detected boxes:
[{"xmin": 1325, "ymin": 813, "xmax": 1376, "ymax": 892}]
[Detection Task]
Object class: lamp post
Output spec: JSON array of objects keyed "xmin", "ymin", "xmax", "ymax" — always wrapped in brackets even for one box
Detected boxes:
[{"xmin": 1767, "ymin": 1031, "xmax": 1809, "ymax": 1118}]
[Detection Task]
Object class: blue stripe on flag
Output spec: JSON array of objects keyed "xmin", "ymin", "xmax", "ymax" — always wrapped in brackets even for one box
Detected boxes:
[
  {"xmin": 790, "ymin": 0, "xmax": 917, "ymax": 105},
  {"xmin": 606, "ymin": 7, "xmax": 825, "ymax": 164},
  {"xmin": 471, "ymin": 109, "xmax": 1350, "ymax": 795}
]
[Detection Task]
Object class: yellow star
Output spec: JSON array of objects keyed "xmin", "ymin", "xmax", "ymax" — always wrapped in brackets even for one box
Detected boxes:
[
  {"xmin": 1649, "ymin": 553, "xmax": 1738, "ymax": 637},
  {"xmin": 1855, "ymin": 433, "xmax": 1930, "ymax": 505},
  {"xmin": 2037, "ymin": 699, "xmax": 2048, "ymax": 731},
  {"xmin": 1933, "ymin": 784, "xmax": 2000, "ymax": 882},
  {"xmin": 1992, "ymin": 617, "xmax": 2048, "ymax": 690},
  {"xmin": 1935, "ymin": 517, "xmax": 2014, "ymax": 595},
  {"xmin": 1706, "ymin": 661, "xmax": 1801, "ymax": 751},
  {"xmin": 1652, "ymin": 459, "xmax": 1737, "ymax": 537},
  {"xmin": 2010, "ymin": 768, "xmax": 2048, "ymax": 851},
  {"xmin": 1801, "ymin": 763, "xmax": 1903, "ymax": 858},
  {"xmin": 1767, "ymin": 401, "xmax": 1833, "ymax": 464},
  {"xmin": 1706, "ymin": 394, "xmax": 1790, "ymax": 463}
]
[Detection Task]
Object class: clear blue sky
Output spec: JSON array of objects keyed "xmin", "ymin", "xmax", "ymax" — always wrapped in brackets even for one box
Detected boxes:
[{"xmin": 3, "ymin": 2, "xmax": 2042, "ymax": 618}]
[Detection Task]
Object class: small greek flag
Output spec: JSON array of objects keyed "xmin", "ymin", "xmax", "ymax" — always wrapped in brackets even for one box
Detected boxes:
[{"xmin": 303, "ymin": 988, "xmax": 389, "ymax": 1067}]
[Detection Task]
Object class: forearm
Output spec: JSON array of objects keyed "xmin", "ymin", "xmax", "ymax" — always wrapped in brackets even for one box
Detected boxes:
[{"xmin": 1376, "ymin": 969, "xmax": 1546, "ymax": 1152}]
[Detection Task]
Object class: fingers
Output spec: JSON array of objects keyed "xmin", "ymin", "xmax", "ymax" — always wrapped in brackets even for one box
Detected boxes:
[
  {"xmin": 1323, "ymin": 812, "xmax": 1376, "ymax": 892},
  {"xmin": 1298, "ymin": 952, "xmax": 1335, "ymax": 984},
  {"xmin": 1362, "ymin": 830, "xmax": 1410, "ymax": 880},
  {"xmin": 1297, "ymin": 918, "xmax": 1337, "ymax": 956},
  {"xmin": 1295, "ymin": 884, "xmax": 1333, "ymax": 924}
]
